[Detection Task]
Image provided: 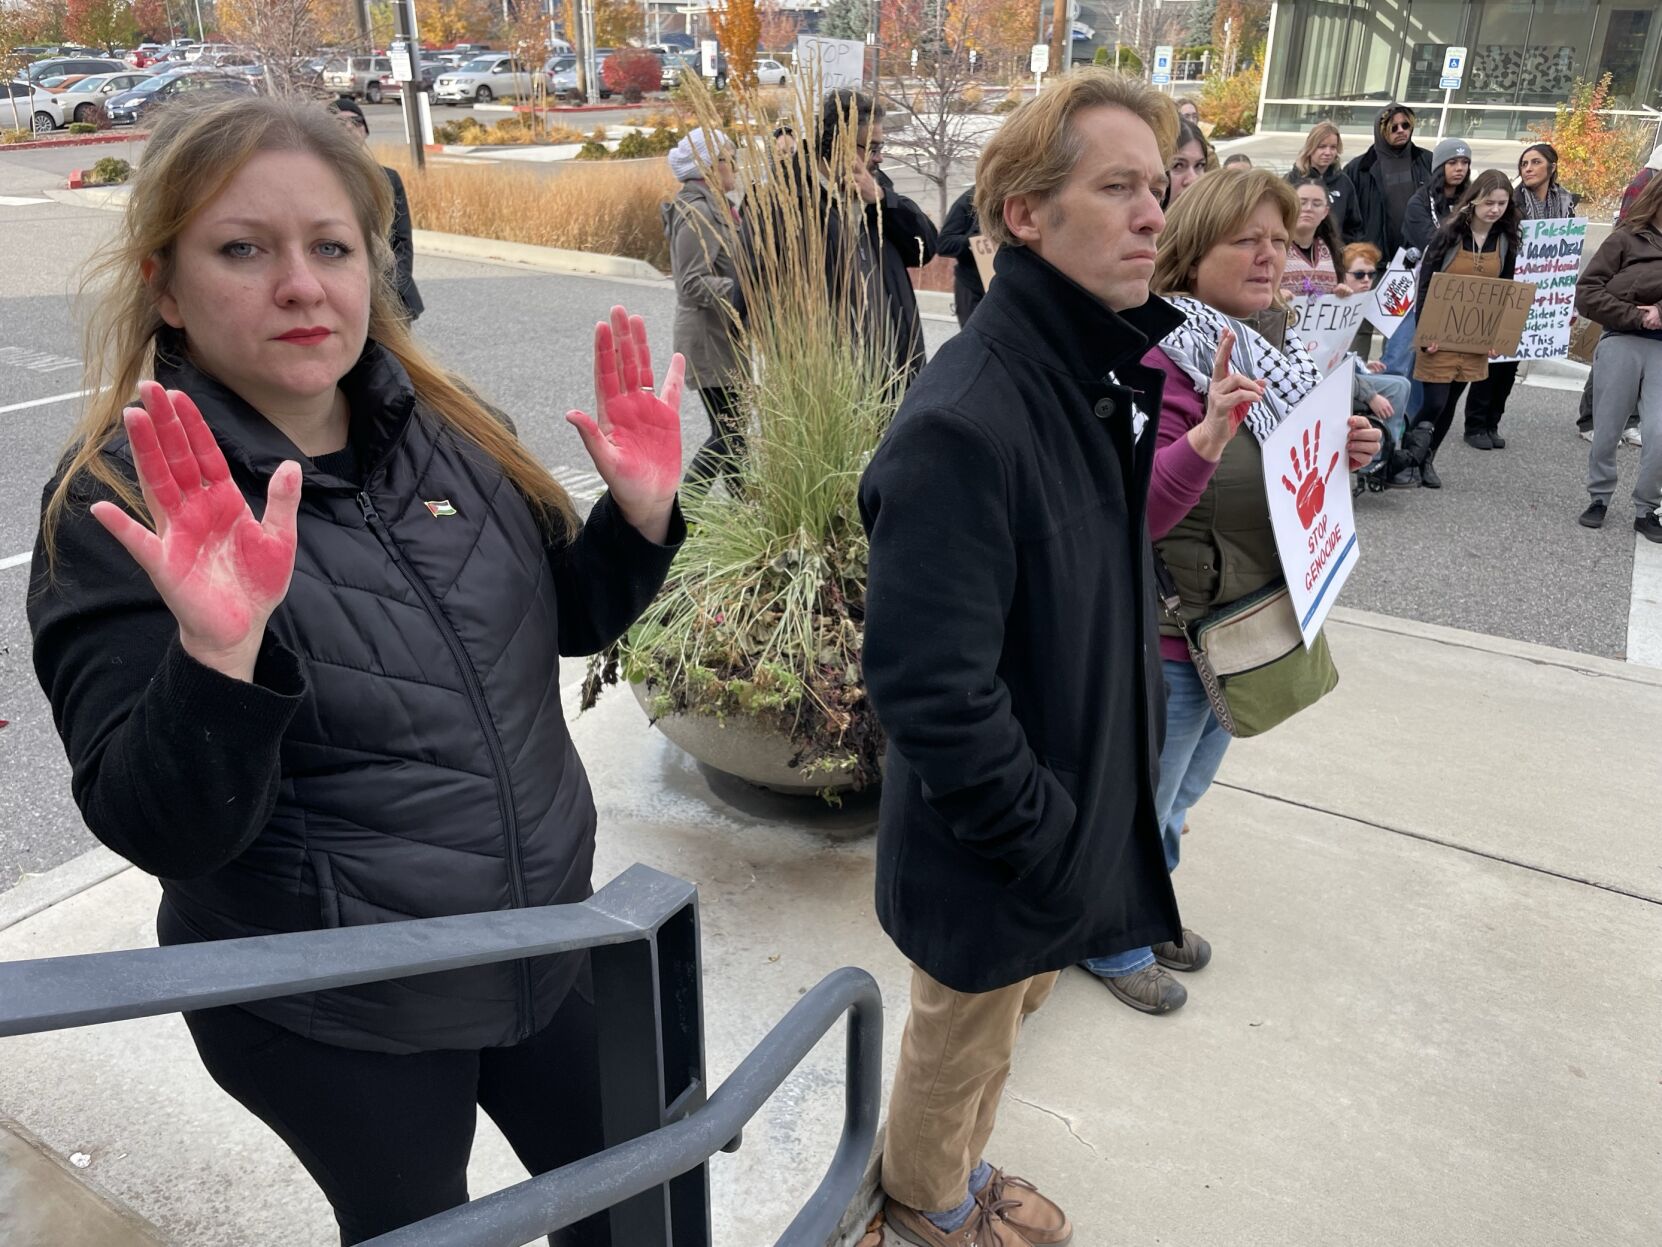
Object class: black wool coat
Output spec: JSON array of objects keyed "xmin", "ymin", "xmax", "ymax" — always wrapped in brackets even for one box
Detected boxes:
[
  {"xmin": 29, "ymin": 335, "xmax": 681, "ymax": 1053},
  {"xmin": 859, "ymin": 245, "xmax": 1185, "ymax": 993}
]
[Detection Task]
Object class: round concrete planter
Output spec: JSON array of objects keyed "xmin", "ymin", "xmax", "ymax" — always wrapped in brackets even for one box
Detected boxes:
[{"xmin": 629, "ymin": 681, "xmax": 861, "ymax": 794}]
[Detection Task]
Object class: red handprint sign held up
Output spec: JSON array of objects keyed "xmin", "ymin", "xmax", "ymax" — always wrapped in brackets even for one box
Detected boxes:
[{"xmin": 1280, "ymin": 420, "xmax": 1341, "ymax": 529}]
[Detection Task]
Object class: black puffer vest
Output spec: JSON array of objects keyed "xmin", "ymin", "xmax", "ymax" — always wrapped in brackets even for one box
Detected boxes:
[{"xmin": 147, "ymin": 338, "xmax": 613, "ymax": 1053}]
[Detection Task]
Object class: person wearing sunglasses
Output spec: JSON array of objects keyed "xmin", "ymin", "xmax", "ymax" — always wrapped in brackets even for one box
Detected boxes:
[
  {"xmin": 1343, "ymin": 102, "xmax": 1432, "ymax": 268},
  {"xmin": 1343, "ymin": 242, "xmax": 1419, "ymax": 487}
]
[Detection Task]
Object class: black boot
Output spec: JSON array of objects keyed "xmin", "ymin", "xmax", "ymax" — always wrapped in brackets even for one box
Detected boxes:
[
  {"xmin": 1402, "ymin": 422, "xmax": 1441, "ymax": 488},
  {"xmin": 1488, "ymin": 425, "xmax": 1507, "ymax": 449}
]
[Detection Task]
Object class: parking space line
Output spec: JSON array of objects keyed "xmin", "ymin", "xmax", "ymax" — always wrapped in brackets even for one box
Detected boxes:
[
  {"xmin": 0, "ymin": 388, "xmax": 97, "ymax": 415},
  {"xmin": 1, "ymin": 552, "xmax": 32, "ymax": 572}
]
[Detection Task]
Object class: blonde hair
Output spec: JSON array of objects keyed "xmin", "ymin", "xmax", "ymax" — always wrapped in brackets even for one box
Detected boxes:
[
  {"xmin": 44, "ymin": 94, "xmax": 577, "ymax": 568},
  {"xmin": 974, "ymin": 70, "xmax": 1177, "ymax": 249},
  {"xmin": 1152, "ymin": 168, "xmax": 1298, "ymax": 298},
  {"xmin": 1292, "ymin": 121, "xmax": 1342, "ymax": 176}
]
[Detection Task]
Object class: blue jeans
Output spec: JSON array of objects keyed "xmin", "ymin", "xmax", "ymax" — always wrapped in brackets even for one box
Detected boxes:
[
  {"xmin": 1083, "ymin": 660, "xmax": 1233, "ymax": 978},
  {"xmin": 1380, "ymin": 308, "xmax": 1424, "ymax": 424}
]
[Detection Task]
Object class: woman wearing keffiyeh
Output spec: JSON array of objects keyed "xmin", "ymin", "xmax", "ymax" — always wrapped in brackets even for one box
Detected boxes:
[{"xmin": 1079, "ymin": 169, "xmax": 1380, "ymax": 1017}]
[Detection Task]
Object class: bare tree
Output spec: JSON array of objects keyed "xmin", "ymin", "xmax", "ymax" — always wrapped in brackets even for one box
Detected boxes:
[
  {"xmin": 219, "ymin": 0, "xmax": 345, "ymax": 97},
  {"xmin": 878, "ymin": 0, "xmax": 992, "ymax": 222}
]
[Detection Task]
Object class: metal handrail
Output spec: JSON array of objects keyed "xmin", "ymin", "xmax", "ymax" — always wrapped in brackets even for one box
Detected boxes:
[
  {"xmin": 364, "ymin": 967, "xmax": 882, "ymax": 1247},
  {"xmin": 0, "ymin": 864, "xmax": 883, "ymax": 1247}
]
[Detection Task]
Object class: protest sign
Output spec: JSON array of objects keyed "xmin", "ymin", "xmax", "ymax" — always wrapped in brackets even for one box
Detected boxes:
[
  {"xmin": 969, "ymin": 235, "xmax": 998, "ymax": 290},
  {"xmin": 1262, "ymin": 368, "xmax": 1359, "ymax": 647},
  {"xmin": 1363, "ymin": 248, "xmax": 1415, "ymax": 338},
  {"xmin": 794, "ymin": 35, "xmax": 865, "ymax": 91},
  {"xmin": 1494, "ymin": 217, "xmax": 1586, "ymax": 362},
  {"xmin": 1568, "ymin": 315, "xmax": 1601, "ymax": 365},
  {"xmin": 1414, "ymin": 272, "xmax": 1535, "ymax": 354},
  {"xmin": 1287, "ymin": 293, "xmax": 1366, "ymax": 374}
]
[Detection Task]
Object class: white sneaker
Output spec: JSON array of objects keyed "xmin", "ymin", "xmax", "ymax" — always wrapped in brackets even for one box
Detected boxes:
[
  {"xmin": 1579, "ymin": 428, "xmax": 1595, "ymax": 442},
  {"xmin": 1623, "ymin": 426, "xmax": 1643, "ymax": 447}
]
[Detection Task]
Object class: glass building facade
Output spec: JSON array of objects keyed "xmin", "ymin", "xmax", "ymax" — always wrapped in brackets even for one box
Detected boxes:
[{"xmin": 1258, "ymin": 0, "xmax": 1662, "ymax": 139}]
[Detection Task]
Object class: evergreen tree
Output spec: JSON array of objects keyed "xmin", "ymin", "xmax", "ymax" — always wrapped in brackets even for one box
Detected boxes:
[{"xmin": 819, "ymin": 0, "xmax": 870, "ymax": 42}]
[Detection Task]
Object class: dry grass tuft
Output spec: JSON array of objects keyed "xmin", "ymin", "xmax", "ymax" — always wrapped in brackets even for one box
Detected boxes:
[{"xmin": 380, "ymin": 151, "xmax": 677, "ymax": 271}]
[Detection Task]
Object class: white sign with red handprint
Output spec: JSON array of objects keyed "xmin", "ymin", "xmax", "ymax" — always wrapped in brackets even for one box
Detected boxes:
[{"xmin": 1261, "ymin": 367, "xmax": 1359, "ymax": 648}]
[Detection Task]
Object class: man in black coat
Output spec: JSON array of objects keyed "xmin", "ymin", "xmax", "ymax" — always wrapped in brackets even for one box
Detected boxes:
[
  {"xmin": 819, "ymin": 89, "xmax": 938, "ymax": 390},
  {"xmin": 935, "ymin": 186, "xmax": 986, "ymax": 327},
  {"xmin": 859, "ymin": 71, "xmax": 1183, "ymax": 1247},
  {"xmin": 330, "ymin": 96, "xmax": 425, "ymax": 322},
  {"xmin": 1342, "ymin": 102, "xmax": 1433, "ymax": 265}
]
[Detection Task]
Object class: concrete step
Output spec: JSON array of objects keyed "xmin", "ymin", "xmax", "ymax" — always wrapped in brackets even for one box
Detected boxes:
[{"xmin": 0, "ymin": 1117, "xmax": 168, "ymax": 1246}]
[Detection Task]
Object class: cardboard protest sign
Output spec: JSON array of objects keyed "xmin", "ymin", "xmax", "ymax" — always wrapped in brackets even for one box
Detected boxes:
[
  {"xmin": 1494, "ymin": 217, "xmax": 1587, "ymax": 362},
  {"xmin": 1568, "ymin": 315, "xmax": 1601, "ymax": 365},
  {"xmin": 1414, "ymin": 272, "xmax": 1536, "ymax": 355},
  {"xmin": 1286, "ymin": 293, "xmax": 1366, "ymax": 374},
  {"xmin": 969, "ymin": 235, "xmax": 998, "ymax": 290},
  {"xmin": 1365, "ymin": 262, "xmax": 1418, "ymax": 339},
  {"xmin": 1262, "ymin": 368, "xmax": 1359, "ymax": 648}
]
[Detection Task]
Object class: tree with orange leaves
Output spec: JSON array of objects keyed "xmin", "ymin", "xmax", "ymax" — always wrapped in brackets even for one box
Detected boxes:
[
  {"xmin": 710, "ymin": 0, "xmax": 761, "ymax": 88},
  {"xmin": 757, "ymin": 0, "xmax": 800, "ymax": 55}
]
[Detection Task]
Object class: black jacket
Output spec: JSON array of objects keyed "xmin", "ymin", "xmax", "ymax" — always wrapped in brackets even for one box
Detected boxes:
[
  {"xmin": 859, "ymin": 246, "xmax": 1184, "ymax": 993},
  {"xmin": 1400, "ymin": 180, "xmax": 1460, "ymax": 257},
  {"xmin": 29, "ymin": 336, "xmax": 682, "ymax": 1053},
  {"xmin": 872, "ymin": 168, "xmax": 938, "ymax": 387},
  {"xmin": 935, "ymin": 187, "xmax": 986, "ymax": 327},
  {"xmin": 383, "ymin": 166, "xmax": 424, "ymax": 322},
  {"xmin": 1288, "ymin": 164, "xmax": 1365, "ymax": 247},
  {"xmin": 1343, "ymin": 140, "xmax": 1434, "ymax": 262}
]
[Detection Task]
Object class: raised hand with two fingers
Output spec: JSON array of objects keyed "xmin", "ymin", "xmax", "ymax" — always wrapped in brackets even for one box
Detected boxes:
[
  {"xmin": 91, "ymin": 381, "xmax": 301, "ymax": 683},
  {"xmin": 565, "ymin": 305, "xmax": 685, "ymax": 545}
]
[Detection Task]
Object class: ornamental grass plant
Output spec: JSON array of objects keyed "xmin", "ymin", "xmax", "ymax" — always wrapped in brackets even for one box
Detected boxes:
[
  {"xmin": 378, "ymin": 149, "xmax": 677, "ymax": 270},
  {"xmin": 582, "ymin": 74, "xmax": 903, "ymax": 795}
]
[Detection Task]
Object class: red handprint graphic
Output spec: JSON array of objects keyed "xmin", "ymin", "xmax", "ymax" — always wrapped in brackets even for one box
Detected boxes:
[{"xmin": 1281, "ymin": 421, "xmax": 1341, "ymax": 529}]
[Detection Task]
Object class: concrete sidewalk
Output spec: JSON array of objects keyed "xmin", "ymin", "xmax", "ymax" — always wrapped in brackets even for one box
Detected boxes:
[{"xmin": 0, "ymin": 609, "xmax": 1657, "ymax": 1246}]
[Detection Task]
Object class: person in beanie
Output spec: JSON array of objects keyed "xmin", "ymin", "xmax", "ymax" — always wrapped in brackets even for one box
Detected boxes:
[
  {"xmin": 1383, "ymin": 136, "xmax": 1471, "ymax": 411},
  {"xmin": 1343, "ymin": 102, "xmax": 1432, "ymax": 264},
  {"xmin": 860, "ymin": 71, "xmax": 1184, "ymax": 1246},
  {"xmin": 663, "ymin": 127, "xmax": 748, "ymax": 489},
  {"xmin": 328, "ymin": 97, "xmax": 423, "ymax": 323},
  {"xmin": 1401, "ymin": 137, "xmax": 1471, "ymax": 256}
]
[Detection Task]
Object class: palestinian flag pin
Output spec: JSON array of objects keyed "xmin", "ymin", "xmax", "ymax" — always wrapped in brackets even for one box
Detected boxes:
[{"xmin": 424, "ymin": 499, "xmax": 458, "ymax": 517}]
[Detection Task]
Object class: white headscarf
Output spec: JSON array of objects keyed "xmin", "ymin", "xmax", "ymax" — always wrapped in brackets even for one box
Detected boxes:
[{"xmin": 668, "ymin": 126, "xmax": 731, "ymax": 182}]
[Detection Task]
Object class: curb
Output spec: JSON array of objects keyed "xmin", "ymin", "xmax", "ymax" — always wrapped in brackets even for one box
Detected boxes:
[
  {"xmin": 1328, "ymin": 606, "xmax": 1662, "ymax": 687},
  {"xmin": 412, "ymin": 228, "xmax": 665, "ymax": 280},
  {"xmin": 47, "ymin": 184, "xmax": 129, "ymax": 210},
  {"xmin": 0, "ymin": 846, "xmax": 130, "ymax": 934},
  {"xmin": 0, "ymin": 129, "xmax": 147, "ymax": 153}
]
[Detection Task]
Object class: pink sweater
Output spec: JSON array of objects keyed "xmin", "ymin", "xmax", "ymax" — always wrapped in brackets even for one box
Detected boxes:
[{"xmin": 1143, "ymin": 346, "xmax": 1224, "ymax": 663}]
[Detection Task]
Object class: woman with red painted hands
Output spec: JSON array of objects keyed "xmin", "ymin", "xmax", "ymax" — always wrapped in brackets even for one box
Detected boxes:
[
  {"xmin": 1081, "ymin": 170, "xmax": 1379, "ymax": 1016},
  {"xmin": 28, "ymin": 96, "xmax": 685, "ymax": 1246}
]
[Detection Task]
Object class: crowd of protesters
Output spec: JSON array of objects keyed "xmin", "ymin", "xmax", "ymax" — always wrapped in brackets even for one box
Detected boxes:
[{"xmin": 21, "ymin": 73, "xmax": 1660, "ymax": 1247}]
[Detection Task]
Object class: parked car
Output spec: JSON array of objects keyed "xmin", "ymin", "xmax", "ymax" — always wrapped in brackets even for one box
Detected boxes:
[
  {"xmin": 658, "ymin": 53, "xmax": 695, "ymax": 89},
  {"xmin": 754, "ymin": 58, "xmax": 788, "ymax": 85},
  {"xmin": 126, "ymin": 44, "xmax": 165, "ymax": 68},
  {"xmin": 433, "ymin": 54, "xmax": 536, "ymax": 105},
  {"xmin": 25, "ymin": 56, "xmax": 125, "ymax": 85},
  {"xmin": 104, "ymin": 71, "xmax": 254, "ymax": 126},
  {"xmin": 546, "ymin": 54, "xmax": 592, "ymax": 101},
  {"xmin": 374, "ymin": 59, "xmax": 442, "ymax": 101},
  {"xmin": 51, "ymin": 70, "xmax": 155, "ymax": 124},
  {"xmin": 1, "ymin": 81, "xmax": 66, "ymax": 133},
  {"xmin": 323, "ymin": 55, "xmax": 394, "ymax": 102}
]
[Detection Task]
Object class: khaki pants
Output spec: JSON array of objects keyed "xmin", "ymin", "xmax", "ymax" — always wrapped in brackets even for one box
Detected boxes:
[{"xmin": 881, "ymin": 965, "xmax": 1060, "ymax": 1213}]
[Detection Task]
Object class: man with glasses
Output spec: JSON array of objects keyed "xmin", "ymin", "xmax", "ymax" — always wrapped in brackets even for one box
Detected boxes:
[
  {"xmin": 1343, "ymin": 103, "xmax": 1432, "ymax": 267},
  {"xmin": 818, "ymin": 89, "xmax": 938, "ymax": 390}
]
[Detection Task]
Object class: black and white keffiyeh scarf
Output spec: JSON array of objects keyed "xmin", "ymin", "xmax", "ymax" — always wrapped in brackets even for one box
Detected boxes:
[{"xmin": 1158, "ymin": 295, "xmax": 1324, "ymax": 444}]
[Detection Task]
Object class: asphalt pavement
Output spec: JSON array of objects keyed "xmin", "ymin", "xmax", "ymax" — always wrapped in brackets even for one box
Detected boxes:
[{"xmin": 0, "ymin": 153, "xmax": 1650, "ymax": 896}]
